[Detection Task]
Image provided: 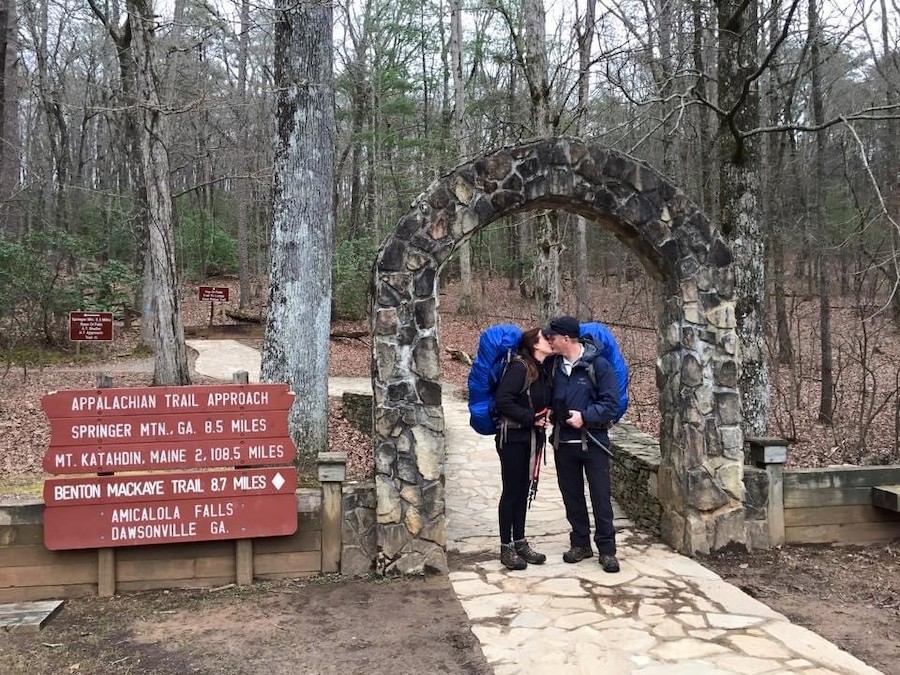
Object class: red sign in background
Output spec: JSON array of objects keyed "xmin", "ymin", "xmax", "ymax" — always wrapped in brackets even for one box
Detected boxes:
[
  {"xmin": 69, "ymin": 311, "xmax": 114, "ymax": 341},
  {"xmin": 198, "ymin": 286, "xmax": 230, "ymax": 302},
  {"xmin": 41, "ymin": 383, "xmax": 298, "ymax": 551}
]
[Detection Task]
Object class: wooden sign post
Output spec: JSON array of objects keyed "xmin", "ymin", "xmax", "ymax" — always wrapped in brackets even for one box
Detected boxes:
[
  {"xmin": 68, "ymin": 311, "xmax": 114, "ymax": 357},
  {"xmin": 41, "ymin": 383, "xmax": 298, "ymax": 593},
  {"xmin": 198, "ymin": 286, "xmax": 230, "ymax": 327}
]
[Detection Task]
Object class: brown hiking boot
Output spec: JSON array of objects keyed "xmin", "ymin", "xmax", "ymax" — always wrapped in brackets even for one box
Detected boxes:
[
  {"xmin": 600, "ymin": 554, "xmax": 620, "ymax": 573},
  {"xmin": 514, "ymin": 539, "xmax": 546, "ymax": 565},
  {"xmin": 500, "ymin": 543, "xmax": 527, "ymax": 570},
  {"xmin": 562, "ymin": 545, "xmax": 593, "ymax": 563}
]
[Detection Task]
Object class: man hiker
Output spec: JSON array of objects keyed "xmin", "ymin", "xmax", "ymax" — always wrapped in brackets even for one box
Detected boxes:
[{"xmin": 545, "ymin": 315, "xmax": 621, "ymax": 573}]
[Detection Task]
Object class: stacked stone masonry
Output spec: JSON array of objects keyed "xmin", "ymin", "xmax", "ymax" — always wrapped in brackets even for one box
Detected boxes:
[
  {"xmin": 373, "ymin": 137, "xmax": 746, "ymax": 572},
  {"xmin": 609, "ymin": 423, "xmax": 663, "ymax": 535}
]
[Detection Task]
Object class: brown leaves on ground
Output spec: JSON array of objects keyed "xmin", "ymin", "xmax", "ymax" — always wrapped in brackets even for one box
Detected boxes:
[{"xmin": 703, "ymin": 543, "xmax": 900, "ymax": 675}]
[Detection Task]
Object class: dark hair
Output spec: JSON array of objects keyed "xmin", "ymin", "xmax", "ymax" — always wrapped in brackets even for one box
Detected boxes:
[{"xmin": 518, "ymin": 327, "xmax": 542, "ymax": 385}]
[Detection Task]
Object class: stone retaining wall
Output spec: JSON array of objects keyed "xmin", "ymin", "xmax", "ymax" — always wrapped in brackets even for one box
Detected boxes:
[
  {"xmin": 609, "ymin": 423, "xmax": 662, "ymax": 534},
  {"xmin": 609, "ymin": 425, "xmax": 780, "ymax": 550},
  {"xmin": 341, "ymin": 482, "xmax": 377, "ymax": 575}
]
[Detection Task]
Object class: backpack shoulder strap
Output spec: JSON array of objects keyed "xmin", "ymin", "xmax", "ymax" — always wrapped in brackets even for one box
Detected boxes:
[{"xmin": 587, "ymin": 358, "xmax": 598, "ymax": 390}]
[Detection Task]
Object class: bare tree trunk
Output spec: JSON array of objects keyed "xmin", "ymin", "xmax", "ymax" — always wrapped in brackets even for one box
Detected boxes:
[
  {"xmin": 343, "ymin": 0, "xmax": 372, "ymax": 238},
  {"xmin": 772, "ymin": 232, "xmax": 793, "ymax": 364},
  {"xmin": 87, "ymin": 0, "xmax": 152, "ymax": 347},
  {"xmin": 127, "ymin": 0, "xmax": 190, "ymax": 386},
  {"xmin": 522, "ymin": 0, "xmax": 560, "ymax": 322},
  {"xmin": 574, "ymin": 0, "xmax": 596, "ymax": 322},
  {"xmin": 878, "ymin": 0, "xmax": 900, "ymax": 326},
  {"xmin": 262, "ymin": 0, "xmax": 334, "ymax": 458},
  {"xmin": 450, "ymin": 0, "xmax": 474, "ymax": 315},
  {"xmin": 0, "ymin": 0, "xmax": 20, "ymax": 236},
  {"xmin": 717, "ymin": 0, "xmax": 768, "ymax": 436},
  {"xmin": 692, "ymin": 0, "xmax": 714, "ymax": 214},
  {"xmin": 235, "ymin": 0, "xmax": 251, "ymax": 310},
  {"xmin": 809, "ymin": 0, "xmax": 832, "ymax": 422},
  {"xmin": 762, "ymin": 0, "xmax": 793, "ymax": 365}
]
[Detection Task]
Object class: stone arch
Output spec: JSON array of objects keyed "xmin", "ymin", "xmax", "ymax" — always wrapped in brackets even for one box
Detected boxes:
[{"xmin": 371, "ymin": 137, "xmax": 744, "ymax": 574}]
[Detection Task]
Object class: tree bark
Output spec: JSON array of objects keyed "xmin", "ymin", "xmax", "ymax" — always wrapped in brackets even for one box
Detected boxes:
[
  {"xmin": 262, "ymin": 0, "xmax": 335, "ymax": 458},
  {"xmin": 809, "ymin": 0, "xmax": 832, "ymax": 422},
  {"xmin": 0, "ymin": 0, "xmax": 20, "ymax": 236},
  {"xmin": 878, "ymin": 0, "xmax": 900, "ymax": 326},
  {"xmin": 235, "ymin": 0, "xmax": 252, "ymax": 310},
  {"xmin": 692, "ymin": 0, "xmax": 713, "ymax": 212},
  {"xmin": 87, "ymin": 0, "xmax": 152, "ymax": 347},
  {"xmin": 574, "ymin": 0, "xmax": 596, "ymax": 322},
  {"xmin": 450, "ymin": 0, "xmax": 474, "ymax": 315},
  {"xmin": 717, "ymin": 0, "xmax": 768, "ymax": 436},
  {"xmin": 125, "ymin": 0, "xmax": 189, "ymax": 385},
  {"xmin": 521, "ymin": 0, "xmax": 560, "ymax": 321}
]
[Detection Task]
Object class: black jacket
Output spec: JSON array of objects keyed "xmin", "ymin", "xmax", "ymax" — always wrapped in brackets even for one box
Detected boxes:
[
  {"xmin": 549, "ymin": 340, "xmax": 619, "ymax": 445},
  {"xmin": 494, "ymin": 358, "xmax": 552, "ymax": 443}
]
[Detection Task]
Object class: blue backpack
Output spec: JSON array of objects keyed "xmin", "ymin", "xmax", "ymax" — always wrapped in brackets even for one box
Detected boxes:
[
  {"xmin": 578, "ymin": 322, "xmax": 629, "ymax": 421},
  {"xmin": 467, "ymin": 324, "xmax": 524, "ymax": 435}
]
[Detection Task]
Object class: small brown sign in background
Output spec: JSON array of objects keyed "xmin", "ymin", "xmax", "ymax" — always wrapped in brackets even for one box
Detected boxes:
[
  {"xmin": 69, "ymin": 311, "xmax": 113, "ymax": 342},
  {"xmin": 198, "ymin": 286, "xmax": 230, "ymax": 302}
]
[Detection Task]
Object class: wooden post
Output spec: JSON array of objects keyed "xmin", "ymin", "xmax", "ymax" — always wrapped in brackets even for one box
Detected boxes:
[
  {"xmin": 235, "ymin": 540, "xmax": 254, "ymax": 586},
  {"xmin": 232, "ymin": 370, "xmax": 254, "ymax": 584},
  {"xmin": 97, "ymin": 549, "xmax": 116, "ymax": 597},
  {"xmin": 317, "ymin": 452, "xmax": 347, "ymax": 574},
  {"xmin": 747, "ymin": 437, "xmax": 789, "ymax": 547},
  {"xmin": 96, "ymin": 373, "xmax": 116, "ymax": 597}
]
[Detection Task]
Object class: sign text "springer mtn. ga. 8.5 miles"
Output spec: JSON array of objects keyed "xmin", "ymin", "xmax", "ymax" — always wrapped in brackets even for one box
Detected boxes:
[
  {"xmin": 42, "ymin": 384, "xmax": 296, "ymax": 473},
  {"xmin": 41, "ymin": 383, "xmax": 299, "ymax": 550}
]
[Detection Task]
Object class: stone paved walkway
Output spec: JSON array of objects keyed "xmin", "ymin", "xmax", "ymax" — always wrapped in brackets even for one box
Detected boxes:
[{"xmin": 188, "ymin": 339, "xmax": 883, "ymax": 675}]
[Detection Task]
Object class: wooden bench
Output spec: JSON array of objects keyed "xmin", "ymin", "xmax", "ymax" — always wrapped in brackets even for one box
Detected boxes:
[{"xmin": 872, "ymin": 485, "xmax": 900, "ymax": 512}]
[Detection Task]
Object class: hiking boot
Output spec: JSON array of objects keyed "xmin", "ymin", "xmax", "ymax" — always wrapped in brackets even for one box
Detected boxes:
[
  {"xmin": 562, "ymin": 545, "xmax": 593, "ymax": 563},
  {"xmin": 514, "ymin": 539, "xmax": 546, "ymax": 565},
  {"xmin": 600, "ymin": 554, "xmax": 620, "ymax": 573},
  {"xmin": 500, "ymin": 543, "xmax": 527, "ymax": 571}
]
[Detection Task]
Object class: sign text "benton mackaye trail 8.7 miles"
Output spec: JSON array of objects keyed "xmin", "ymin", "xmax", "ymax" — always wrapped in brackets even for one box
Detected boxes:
[{"xmin": 41, "ymin": 383, "xmax": 299, "ymax": 551}]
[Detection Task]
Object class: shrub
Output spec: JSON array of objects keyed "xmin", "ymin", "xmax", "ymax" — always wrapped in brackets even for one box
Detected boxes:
[{"xmin": 177, "ymin": 210, "xmax": 238, "ymax": 280}]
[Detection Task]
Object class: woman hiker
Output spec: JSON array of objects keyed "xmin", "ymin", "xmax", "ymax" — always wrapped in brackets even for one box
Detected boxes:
[{"xmin": 493, "ymin": 327, "xmax": 553, "ymax": 570}]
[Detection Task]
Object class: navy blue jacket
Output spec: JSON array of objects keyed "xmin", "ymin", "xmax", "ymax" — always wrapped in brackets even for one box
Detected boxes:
[{"xmin": 549, "ymin": 340, "xmax": 619, "ymax": 445}]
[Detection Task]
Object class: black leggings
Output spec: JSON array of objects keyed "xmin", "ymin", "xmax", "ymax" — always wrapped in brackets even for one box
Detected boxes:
[{"xmin": 497, "ymin": 437, "xmax": 531, "ymax": 544}]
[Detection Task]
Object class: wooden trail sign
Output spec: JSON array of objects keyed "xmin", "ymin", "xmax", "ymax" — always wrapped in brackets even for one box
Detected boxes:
[
  {"xmin": 41, "ymin": 383, "xmax": 299, "ymax": 551},
  {"xmin": 44, "ymin": 467, "xmax": 297, "ymax": 507},
  {"xmin": 42, "ymin": 384, "xmax": 294, "ymax": 418},
  {"xmin": 42, "ymin": 384, "xmax": 296, "ymax": 474},
  {"xmin": 43, "ymin": 438, "xmax": 291, "ymax": 474},
  {"xmin": 47, "ymin": 410, "xmax": 290, "ymax": 447},
  {"xmin": 198, "ymin": 286, "xmax": 230, "ymax": 302},
  {"xmin": 69, "ymin": 311, "xmax": 113, "ymax": 342},
  {"xmin": 43, "ymin": 493, "xmax": 298, "ymax": 550}
]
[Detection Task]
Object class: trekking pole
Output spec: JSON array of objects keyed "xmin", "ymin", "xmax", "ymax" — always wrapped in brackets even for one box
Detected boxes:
[
  {"xmin": 527, "ymin": 431, "xmax": 546, "ymax": 509},
  {"xmin": 584, "ymin": 429, "xmax": 629, "ymax": 470}
]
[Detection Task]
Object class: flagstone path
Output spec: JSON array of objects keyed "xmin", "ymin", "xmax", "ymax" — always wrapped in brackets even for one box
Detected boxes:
[{"xmin": 189, "ymin": 339, "xmax": 884, "ymax": 675}]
